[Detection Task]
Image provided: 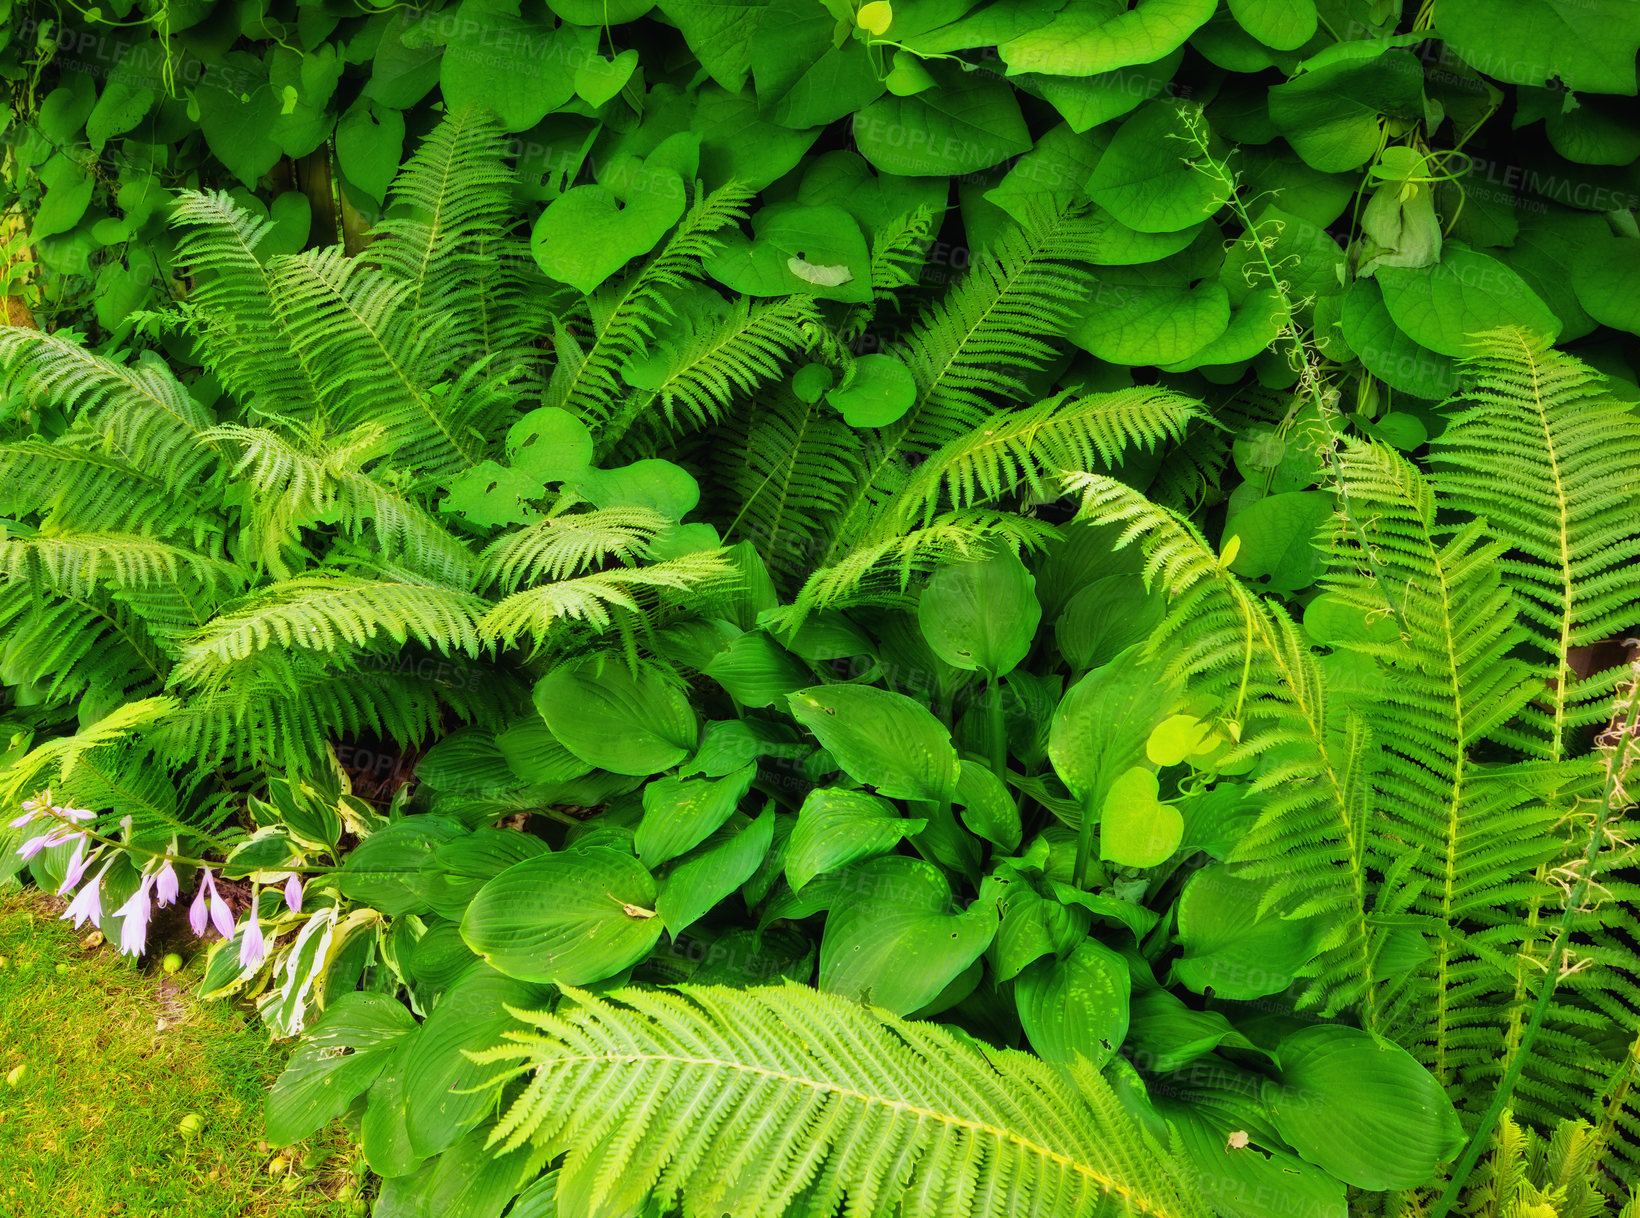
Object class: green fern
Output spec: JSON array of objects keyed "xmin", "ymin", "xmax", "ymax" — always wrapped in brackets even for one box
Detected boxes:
[
  {"xmin": 1430, "ymin": 328, "xmax": 1640, "ymax": 760},
  {"xmin": 473, "ymin": 982, "xmax": 1208, "ymax": 1218}
]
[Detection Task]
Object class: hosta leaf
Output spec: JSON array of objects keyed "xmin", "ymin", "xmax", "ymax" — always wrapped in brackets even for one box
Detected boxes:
[
  {"xmin": 788, "ymin": 685, "xmax": 960, "ymax": 802},
  {"xmin": 819, "ymin": 856, "xmax": 998, "ymax": 1014},
  {"xmin": 1264, "ymin": 1025, "xmax": 1465, "ymax": 1190},
  {"xmin": 266, "ymin": 993, "xmax": 417, "ymax": 1147},
  {"xmin": 1099, "ymin": 766, "xmax": 1183, "ymax": 867},
  {"xmin": 786, "ymin": 787, "xmax": 926, "ymax": 890},
  {"xmin": 461, "ymin": 847, "xmax": 664, "ymax": 984},
  {"xmin": 636, "ymin": 764, "xmax": 757, "ymax": 867},
  {"xmin": 656, "ymin": 809, "xmax": 776, "ymax": 935},
  {"xmin": 1049, "ymin": 648, "xmax": 1182, "ymax": 825},
  {"xmin": 533, "ymin": 662, "xmax": 698, "ymax": 776},
  {"xmin": 1015, "ymin": 939, "xmax": 1129, "ymax": 1070},
  {"xmin": 916, "ymin": 547, "xmax": 1041, "ymax": 677},
  {"xmin": 1172, "ymin": 863, "xmax": 1326, "ymax": 1000}
]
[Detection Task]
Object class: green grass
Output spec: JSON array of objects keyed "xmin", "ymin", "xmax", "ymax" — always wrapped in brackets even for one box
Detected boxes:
[{"xmin": 0, "ymin": 888, "xmax": 369, "ymax": 1217}]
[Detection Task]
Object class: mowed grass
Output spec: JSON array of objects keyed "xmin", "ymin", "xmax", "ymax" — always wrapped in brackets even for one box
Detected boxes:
[{"xmin": 0, "ymin": 888, "xmax": 368, "ymax": 1217}]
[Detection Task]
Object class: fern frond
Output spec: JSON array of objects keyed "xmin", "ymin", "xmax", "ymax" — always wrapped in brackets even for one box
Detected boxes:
[
  {"xmin": 269, "ymin": 249, "xmax": 491, "ymax": 477},
  {"xmin": 1432, "ymin": 329, "xmax": 1640, "ymax": 760},
  {"xmin": 875, "ymin": 387, "xmax": 1205, "ymax": 538},
  {"xmin": 170, "ymin": 190, "xmax": 330, "ymax": 425},
  {"xmin": 0, "ymin": 579, "xmax": 170, "ymax": 706},
  {"xmin": 0, "ymin": 329, "xmax": 219, "ymax": 483},
  {"xmin": 368, "ymin": 108, "xmax": 537, "ymax": 357},
  {"xmin": 714, "ymin": 392, "xmax": 866, "ymax": 593},
  {"xmin": 823, "ymin": 205, "xmax": 1102, "ymax": 561},
  {"xmin": 474, "ymin": 982, "xmax": 1207, "ymax": 1218},
  {"xmin": 480, "ymin": 508, "xmax": 672, "ymax": 589},
  {"xmin": 0, "ymin": 530, "xmax": 229, "ymax": 596},
  {"xmin": 173, "ymin": 574, "xmax": 486, "ymax": 684},
  {"xmin": 207, "ymin": 423, "xmax": 476, "ymax": 584},
  {"xmin": 604, "ymin": 292, "xmax": 822, "ymax": 451},
  {"xmin": 0, "ymin": 440, "xmax": 187, "ymax": 537},
  {"xmin": 481, "ymin": 551, "xmax": 737, "ymax": 648}
]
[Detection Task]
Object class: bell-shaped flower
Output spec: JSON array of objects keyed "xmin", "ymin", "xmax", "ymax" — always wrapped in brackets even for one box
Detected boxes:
[
  {"xmin": 17, "ymin": 826, "xmax": 76, "ymax": 860},
  {"xmin": 61, "ymin": 856, "xmax": 117, "ymax": 930},
  {"xmin": 115, "ymin": 875, "xmax": 156, "ymax": 957},
  {"xmin": 56, "ymin": 839, "xmax": 99, "ymax": 896},
  {"xmin": 8, "ymin": 799, "xmax": 40, "ymax": 828},
  {"xmin": 188, "ymin": 867, "xmax": 236, "ymax": 939},
  {"xmin": 154, "ymin": 861, "xmax": 180, "ymax": 908},
  {"xmin": 238, "ymin": 897, "xmax": 267, "ymax": 969},
  {"xmin": 284, "ymin": 874, "xmax": 303, "ymax": 914}
]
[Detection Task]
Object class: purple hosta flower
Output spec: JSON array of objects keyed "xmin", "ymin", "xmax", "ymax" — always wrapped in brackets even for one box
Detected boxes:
[
  {"xmin": 115, "ymin": 874, "xmax": 157, "ymax": 957},
  {"xmin": 154, "ymin": 861, "xmax": 180, "ymax": 908},
  {"xmin": 61, "ymin": 855, "xmax": 117, "ymax": 930},
  {"xmin": 8, "ymin": 798, "xmax": 41, "ymax": 829},
  {"xmin": 238, "ymin": 893, "xmax": 267, "ymax": 969},
  {"xmin": 284, "ymin": 874, "xmax": 303, "ymax": 914},
  {"xmin": 188, "ymin": 868, "xmax": 236, "ymax": 939},
  {"xmin": 56, "ymin": 838, "xmax": 101, "ymax": 896}
]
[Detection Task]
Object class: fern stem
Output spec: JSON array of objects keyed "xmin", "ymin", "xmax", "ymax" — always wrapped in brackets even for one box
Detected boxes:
[{"xmin": 1430, "ymin": 665, "xmax": 1640, "ymax": 1216}]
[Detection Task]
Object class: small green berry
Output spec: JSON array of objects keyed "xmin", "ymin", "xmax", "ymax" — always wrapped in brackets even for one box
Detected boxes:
[
  {"xmin": 177, "ymin": 1113, "xmax": 203, "ymax": 1135},
  {"xmin": 162, "ymin": 953, "xmax": 183, "ymax": 974}
]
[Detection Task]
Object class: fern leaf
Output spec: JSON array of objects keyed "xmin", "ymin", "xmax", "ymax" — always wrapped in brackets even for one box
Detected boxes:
[
  {"xmin": 1432, "ymin": 329, "xmax": 1640, "ymax": 759},
  {"xmin": 480, "ymin": 508, "xmax": 672, "ymax": 589},
  {"xmin": 482, "ymin": 552, "xmax": 737, "ymax": 648},
  {"xmin": 173, "ymin": 574, "xmax": 486, "ymax": 684},
  {"xmin": 474, "ymin": 982, "xmax": 1207, "ymax": 1218}
]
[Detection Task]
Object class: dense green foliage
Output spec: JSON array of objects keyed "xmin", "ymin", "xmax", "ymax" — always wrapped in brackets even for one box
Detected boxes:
[{"xmin": 4, "ymin": 2, "xmax": 1640, "ymax": 1217}]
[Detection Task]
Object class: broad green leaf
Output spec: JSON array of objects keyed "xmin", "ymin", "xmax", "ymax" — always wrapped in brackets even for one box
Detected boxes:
[
  {"xmin": 655, "ymin": 0, "xmax": 767, "ymax": 90},
  {"xmin": 1072, "ymin": 277, "xmax": 1232, "ymax": 368},
  {"xmin": 494, "ymin": 719, "xmax": 594, "ymax": 786},
  {"xmin": 1264, "ymin": 1025, "xmax": 1465, "ymax": 1190},
  {"xmin": 404, "ymin": 966, "xmax": 547, "ymax": 1158},
  {"xmin": 703, "ymin": 203, "xmax": 873, "ymax": 304},
  {"xmin": 424, "ymin": 828, "xmax": 550, "ymax": 921},
  {"xmin": 1126, "ymin": 988, "xmax": 1259, "ymax": 1074},
  {"xmin": 1087, "ymin": 101, "xmax": 1227, "ymax": 234},
  {"xmin": 795, "ymin": 150, "xmax": 949, "ymax": 238},
  {"xmin": 852, "ymin": 65, "xmax": 1030, "ymax": 178},
  {"xmin": 1501, "ymin": 208, "xmax": 1609, "ymax": 342},
  {"xmin": 1224, "ymin": 490, "xmax": 1332, "ymax": 592},
  {"xmin": 505, "ymin": 408, "xmax": 594, "ymax": 482},
  {"xmin": 1377, "ymin": 246, "xmax": 1561, "ymax": 356},
  {"xmin": 1172, "ymin": 863, "xmax": 1327, "ymax": 999},
  {"xmin": 335, "ymin": 99, "xmax": 405, "ymax": 207},
  {"xmin": 786, "ymin": 787, "xmax": 925, "ymax": 891},
  {"xmin": 705, "ymin": 632, "xmax": 812, "ymax": 708},
  {"xmin": 417, "ymin": 729, "xmax": 524, "ymax": 797},
  {"xmin": 1015, "ymin": 939, "xmax": 1129, "ymax": 1070},
  {"xmin": 656, "ymin": 809, "xmax": 776, "ymax": 934},
  {"xmin": 461, "ymin": 847, "xmax": 664, "ymax": 984},
  {"xmin": 1571, "ymin": 236, "xmax": 1640, "ymax": 336},
  {"xmin": 266, "ymin": 993, "xmax": 416, "ymax": 1147},
  {"xmin": 1049, "ymin": 650, "xmax": 1182, "ymax": 826},
  {"xmin": 1169, "ymin": 1110, "xmax": 1347, "ymax": 1218},
  {"xmin": 1000, "ymin": 0, "xmax": 1217, "ymax": 76},
  {"xmin": 1146, "ymin": 715, "xmax": 1213, "ymax": 767},
  {"xmin": 636, "ymin": 764, "xmax": 757, "ymax": 867},
  {"xmin": 194, "ymin": 55, "xmax": 284, "ymax": 186},
  {"xmin": 954, "ymin": 758, "xmax": 1021, "ymax": 852},
  {"xmin": 1056, "ymin": 575, "xmax": 1166, "ymax": 673},
  {"xmin": 827, "ymin": 353, "xmax": 918, "ymax": 426},
  {"xmin": 1099, "ymin": 766, "xmax": 1183, "ymax": 867},
  {"xmin": 788, "ymin": 685, "xmax": 960, "ymax": 802},
  {"xmin": 751, "ymin": 0, "xmax": 884, "ymax": 128},
  {"xmin": 917, "ymin": 547, "xmax": 1041, "ymax": 677},
  {"xmin": 574, "ymin": 50, "xmax": 639, "ymax": 108},
  {"xmin": 1228, "ymin": 0, "xmax": 1316, "ymax": 50},
  {"xmin": 533, "ymin": 662, "xmax": 698, "ymax": 776},
  {"xmin": 993, "ymin": 881, "xmax": 1091, "ymax": 981},
  {"xmin": 338, "ymin": 816, "xmax": 468, "ymax": 915},
  {"xmin": 442, "ymin": 461, "xmax": 542, "ymax": 528},
  {"xmin": 438, "ymin": 0, "xmax": 581, "ymax": 131},
  {"xmin": 531, "ymin": 167, "xmax": 686, "ymax": 294},
  {"xmin": 1267, "ymin": 47, "xmax": 1425, "ymax": 172},
  {"xmin": 819, "ymin": 856, "xmax": 998, "ymax": 1014},
  {"xmin": 984, "ymin": 122, "xmax": 1103, "ymax": 220},
  {"xmin": 361, "ymin": 1030, "xmax": 426, "ymax": 1177},
  {"xmin": 1302, "ymin": 593, "xmax": 1401, "ymax": 647},
  {"xmin": 1339, "ymin": 277, "xmax": 1459, "ymax": 399},
  {"xmin": 692, "ymin": 86, "xmax": 821, "ymax": 191},
  {"xmin": 1016, "ymin": 48, "xmax": 1186, "ymax": 133},
  {"xmin": 576, "ymin": 458, "xmax": 700, "ymax": 518},
  {"xmin": 364, "ymin": 11, "xmax": 443, "ymax": 109},
  {"xmin": 373, "ymin": 1123, "xmax": 536, "ymax": 1218},
  {"xmin": 1546, "ymin": 92, "xmax": 1640, "ymax": 165},
  {"xmin": 1441, "ymin": 0, "xmax": 1640, "ymax": 95}
]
